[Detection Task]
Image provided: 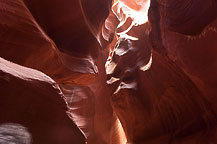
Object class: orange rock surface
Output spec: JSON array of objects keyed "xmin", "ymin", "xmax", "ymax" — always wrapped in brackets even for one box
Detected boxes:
[{"xmin": 0, "ymin": 0, "xmax": 217, "ymax": 144}]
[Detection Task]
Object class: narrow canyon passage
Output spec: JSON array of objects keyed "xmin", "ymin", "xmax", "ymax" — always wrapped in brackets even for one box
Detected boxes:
[{"xmin": 0, "ymin": 0, "xmax": 217, "ymax": 144}]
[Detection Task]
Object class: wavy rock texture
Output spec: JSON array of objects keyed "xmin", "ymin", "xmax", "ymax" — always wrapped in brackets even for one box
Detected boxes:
[
  {"xmin": 0, "ymin": 57, "xmax": 85, "ymax": 144},
  {"xmin": 0, "ymin": 0, "xmax": 117, "ymax": 143},
  {"xmin": 106, "ymin": 0, "xmax": 217, "ymax": 143},
  {"xmin": 0, "ymin": 123, "xmax": 32, "ymax": 144},
  {"xmin": 157, "ymin": 0, "xmax": 217, "ymax": 35},
  {"xmin": 0, "ymin": 0, "xmax": 97, "ymax": 86},
  {"xmin": 1, "ymin": 0, "xmax": 217, "ymax": 144}
]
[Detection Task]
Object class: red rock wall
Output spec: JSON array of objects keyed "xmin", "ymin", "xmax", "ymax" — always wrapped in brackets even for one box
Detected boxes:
[{"xmin": 1, "ymin": 0, "xmax": 217, "ymax": 144}]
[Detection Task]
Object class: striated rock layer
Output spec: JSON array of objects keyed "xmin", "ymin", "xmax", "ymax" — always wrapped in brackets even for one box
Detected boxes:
[
  {"xmin": 106, "ymin": 0, "xmax": 217, "ymax": 143},
  {"xmin": 1, "ymin": 0, "xmax": 217, "ymax": 144},
  {"xmin": 0, "ymin": 57, "xmax": 85, "ymax": 144},
  {"xmin": 0, "ymin": 0, "xmax": 117, "ymax": 143}
]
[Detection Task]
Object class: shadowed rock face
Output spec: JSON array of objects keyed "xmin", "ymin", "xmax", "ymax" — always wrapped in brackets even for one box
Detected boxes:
[
  {"xmin": 157, "ymin": 0, "xmax": 217, "ymax": 35},
  {"xmin": 1, "ymin": 0, "xmax": 217, "ymax": 144},
  {"xmin": 22, "ymin": 0, "xmax": 112, "ymax": 57},
  {"xmin": 106, "ymin": 0, "xmax": 217, "ymax": 143},
  {"xmin": 0, "ymin": 0, "xmax": 116, "ymax": 143},
  {"xmin": 0, "ymin": 57, "xmax": 85, "ymax": 144},
  {"xmin": 0, "ymin": 0, "xmax": 98, "ymax": 86},
  {"xmin": 22, "ymin": 0, "xmax": 98, "ymax": 57}
]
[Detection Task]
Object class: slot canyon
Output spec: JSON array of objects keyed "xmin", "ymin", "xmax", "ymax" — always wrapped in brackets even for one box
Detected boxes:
[{"xmin": 0, "ymin": 0, "xmax": 217, "ymax": 143}]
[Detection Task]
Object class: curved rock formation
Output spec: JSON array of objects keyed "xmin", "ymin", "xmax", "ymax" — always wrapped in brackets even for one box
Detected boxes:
[
  {"xmin": 0, "ymin": 57, "xmax": 85, "ymax": 144},
  {"xmin": 0, "ymin": 0, "xmax": 117, "ymax": 143},
  {"xmin": 0, "ymin": 123, "xmax": 32, "ymax": 144},
  {"xmin": 0, "ymin": 0, "xmax": 97, "ymax": 86},
  {"xmin": 1, "ymin": 0, "xmax": 217, "ymax": 144},
  {"xmin": 106, "ymin": 0, "xmax": 217, "ymax": 143}
]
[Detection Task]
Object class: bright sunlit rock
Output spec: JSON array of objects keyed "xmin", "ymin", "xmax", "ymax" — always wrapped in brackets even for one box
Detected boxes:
[{"xmin": 113, "ymin": 0, "xmax": 150, "ymax": 28}]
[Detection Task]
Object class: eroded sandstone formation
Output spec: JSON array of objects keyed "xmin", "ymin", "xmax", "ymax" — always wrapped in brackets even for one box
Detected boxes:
[
  {"xmin": 0, "ymin": 57, "xmax": 85, "ymax": 144},
  {"xmin": 106, "ymin": 0, "xmax": 217, "ymax": 143},
  {"xmin": 0, "ymin": 0, "xmax": 217, "ymax": 144}
]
